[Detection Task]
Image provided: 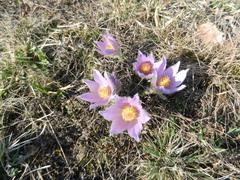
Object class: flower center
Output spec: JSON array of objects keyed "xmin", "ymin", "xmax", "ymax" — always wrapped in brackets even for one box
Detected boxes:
[
  {"xmin": 157, "ymin": 75, "xmax": 171, "ymax": 87},
  {"xmin": 105, "ymin": 42, "xmax": 114, "ymax": 50},
  {"xmin": 98, "ymin": 86, "xmax": 111, "ymax": 99},
  {"xmin": 121, "ymin": 105, "xmax": 138, "ymax": 122},
  {"xmin": 139, "ymin": 62, "xmax": 152, "ymax": 75}
]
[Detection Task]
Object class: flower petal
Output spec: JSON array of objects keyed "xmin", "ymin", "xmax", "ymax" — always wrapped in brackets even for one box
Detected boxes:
[
  {"xmin": 157, "ymin": 87, "xmax": 175, "ymax": 94},
  {"xmin": 137, "ymin": 51, "xmax": 149, "ymax": 64},
  {"xmin": 139, "ymin": 109, "xmax": 150, "ymax": 123},
  {"xmin": 109, "ymin": 72, "xmax": 120, "ymax": 89},
  {"xmin": 155, "ymin": 56, "xmax": 167, "ymax": 72},
  {"xmin": 127, "ymin": 122, "xmax": 143, "ymax": 142},
  {"xmin": 96, "ymin": 49, "xmax": 106, "ymax": 55},
  {"xmin": 133, "ymin": 93, "xmax": 140, "ymax": 102},
  {"xmin": 103, "ymin": 49, "xmax": 116, "ymax": 56},
  {"xmin": 95, "ymin": 41, "xmax": 108, "ymax": 55},
  {"xmin": 78, "ymin": 92, "xmax": 100, "ymax": 103},
  {"xmin": 95, "ymin": 41, "xmax": 105, "ymax": 49},
  {"xmin": 172, "ymin": 69, "xmax": 189, "ymax": 87},
  {"xmin": 103, "ymin": 71, "xmax": 114, "ymax": 90},
  {"xmin": 83, "ymin": 79, "xmax": 99, "ymax": 91},
  {"xmin": 151, "ymin": 70, "xmax": 158, "ymax": 87},
  {"xmin": 89, "ymin": 100, "xmax": 108, "ymax": 110},
  {"xmin": 133, "ymin": 62, "xmax": 138, "ymax": 72},
  {"xmin": 149, "ymin": 53, "xmax": 155, "ymax": 64},
  {"xmin": 137, "ymin": 50, "xmax": 144, "ymax": 62},
  {"xmin": 103, "ymin": 33, "xmax": 114, "ymax": 41},
  {"xmin": 164, "ymin": 61, "xmax": 180, "ymax": 76},
  {"xmin": 138, "ymin": 50, "xmax": 143, "ymax": 56},
  {"xmin": 175, "ymin": 84, "xmax": 187, "ymax": 92},
  {"xmin": 158, "ymin": 84, "xmax": 186, "ymax": 94},
  {"xmin": 99, "ymin": 105, "xmax": 120, "ymax": 121},
  {"xmin": 109, "ymin": 38, "xmax": 119, "ymax": 50},
  {"xmin": 93, "ymin": 69, "xmax": 107, "ymax": 84},
  {"xmin": 110, "ymin": 120, "xmax": 129, "ymax": 135}
]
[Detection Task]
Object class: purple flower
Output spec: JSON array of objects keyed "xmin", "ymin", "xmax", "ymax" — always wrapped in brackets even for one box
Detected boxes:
[
  {"xmin": 133, "ymin": 51, "xmax": 163, "ymax": 79},
  {"xmin": 99, "ymin": 94, "xmax": 150, "ymax": 142},
  {"xmin": 78, "ymin": 69, "xmax": 117, "ymax": 109},
  {"xmin": 109, "ymin": 72, "xmax": 120, "ymax": 89},
  {"xmin": 151, "ymin": 59, "xmax": 189, "ymax": 94},
  {"xmin": 95, "ymin": 33, "xmax": 120, "ymax": 56}
]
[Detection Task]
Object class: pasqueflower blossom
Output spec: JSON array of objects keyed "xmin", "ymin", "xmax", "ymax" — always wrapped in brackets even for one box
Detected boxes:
[
  {"xmin": 99, "ymin": 94, "xmax": 150, "ymax": 142},
  {"xmin": 133, "ymin": 51, "xmax": 164, "ymax": 79},
  {"xmin": 151, "ymin": 59, "xmax": 189, "ymax": 94},
  {"xmin": 78, "ymin": 69, "xmax": 117, "ymax": 109},
  {"xmin": 95, "ymin": 33, "xmax": 119, "ymax": 56}
]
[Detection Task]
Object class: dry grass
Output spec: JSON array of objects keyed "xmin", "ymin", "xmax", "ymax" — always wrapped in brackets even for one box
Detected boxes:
[{"xmin": 0, "ymin": 0, "xmax": 240, "ymax": 179}]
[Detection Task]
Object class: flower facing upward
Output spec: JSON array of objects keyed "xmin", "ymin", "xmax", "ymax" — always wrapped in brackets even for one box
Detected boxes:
[
  {"xmin": 78, "ymin": 69, "xmax": 117, "ymax": 109},
  {"xmin": 151, "ymin": 59, "xmax": 189, "ymax": 94},
  {"xmin": 99, "ymin": 94, "xmax": 150, "ymax": 142},
  {"xmin": 95, "ymin": 33, "xmax": 120, "ymax": 56},
  {"xmin": 133, "ymin": 51, "xmax": 164, "ymax": 79}
]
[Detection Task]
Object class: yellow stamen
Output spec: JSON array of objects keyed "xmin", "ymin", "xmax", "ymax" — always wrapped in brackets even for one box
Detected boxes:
[
  {"xmin": 139, "ymin": 62, "xmax": 152, "ymax": 75},
  {"xmin": 98, "ymin": 86, "xmax": 111, "ymax": 99},
  {"xmin": 121, "ymin": 105, "xmax": 138, "ymax": 122},
  {"xmin": 157, "ymin": 75, "xmax": 171, "ymax": 87},
  {"xmin": 105, "ymin": 43, "xmax": 114, "ymax": 50}
]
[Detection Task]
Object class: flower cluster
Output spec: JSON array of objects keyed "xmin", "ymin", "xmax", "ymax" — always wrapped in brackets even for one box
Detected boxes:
[
  {"xmin": 78, "ymin": 33, "xmax": 189, "ymax": 142},
  {"xmin": 134, "ymin": 52, "xmax": 189, "ymax": 94}
]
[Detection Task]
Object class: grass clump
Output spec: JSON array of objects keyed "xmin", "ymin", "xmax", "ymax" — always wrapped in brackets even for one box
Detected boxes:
[{"xmin": 140, "ymin": 120, "xmax": 239, "ymax": 179}]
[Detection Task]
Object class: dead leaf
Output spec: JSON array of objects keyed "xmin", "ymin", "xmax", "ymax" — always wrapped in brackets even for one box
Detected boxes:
[{"xmin": 197, "ymin": 22, "xmax": 225, "ymax": 46}]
